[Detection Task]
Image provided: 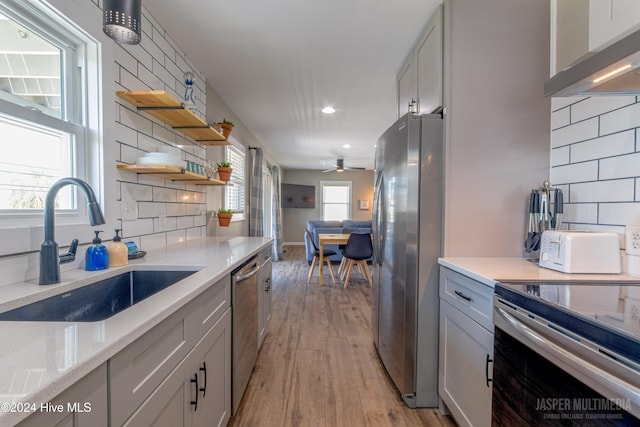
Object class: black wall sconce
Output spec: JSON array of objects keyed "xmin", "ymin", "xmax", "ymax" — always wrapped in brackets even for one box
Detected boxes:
[{"xmin": 103, "ymin": 0, "xmax": 142, "ymax": 45}]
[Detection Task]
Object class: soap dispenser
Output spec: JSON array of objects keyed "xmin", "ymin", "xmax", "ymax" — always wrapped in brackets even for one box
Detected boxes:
[
  {"xmin": 85, "ymin": 230, "xmax": 108, "ymax": 271},
  {"xmin": 108, "ymin": 229, "xmax": 128, "ymax": 267}
]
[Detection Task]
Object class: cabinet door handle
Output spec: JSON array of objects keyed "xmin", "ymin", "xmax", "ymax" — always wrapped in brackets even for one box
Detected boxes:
[
  {"xmin": 190, "ymin": 373, "xmax": 199, "ymax": 411},
  {"xmin": 485, "ymin": 354, "xmax": 493, "ymax": 387},
  {"xmin": 454, "ymin": 290, "xmax": 473, "ymax": 302},
  {"xmin": 199, "ymin": 362, "xmax": 207, "ymax": 397},
  {"xmin": 265, "ymin": 277, "xmax": 270, "ymax": 292}
]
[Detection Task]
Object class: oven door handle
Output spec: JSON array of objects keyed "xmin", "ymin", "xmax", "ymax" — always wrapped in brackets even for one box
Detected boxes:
[{"xmin": 495, "ymin": 305, "xmax": 640, "ymax": 416}]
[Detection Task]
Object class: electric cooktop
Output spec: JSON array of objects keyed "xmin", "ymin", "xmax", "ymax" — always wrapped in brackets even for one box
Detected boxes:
[{"xmin": 495, "ymin": 281, "xmax": 640, "ymax": 366}]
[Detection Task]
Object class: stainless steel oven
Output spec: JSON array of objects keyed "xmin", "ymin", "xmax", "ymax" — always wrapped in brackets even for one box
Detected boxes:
[{"xmin": 492, "ymin": 281, "xmax": 640, "ymax": 426}]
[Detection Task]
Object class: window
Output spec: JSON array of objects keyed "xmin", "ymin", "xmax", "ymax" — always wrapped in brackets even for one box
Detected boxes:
[
  {"xmin": 224, "ymin": 144, "xmax": 246, "ymax": 214},
  {"xmin": 321, "ymin": 181, "xmax": 351, "ymax": 221},
  {"xmin": 0, "ymin": 1, "xmax": 95, "ymax": 220}
]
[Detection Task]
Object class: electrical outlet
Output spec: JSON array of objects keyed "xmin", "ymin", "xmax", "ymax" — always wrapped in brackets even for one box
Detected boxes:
[{"xmin": 626, "ymin": 225, "xmax": 640, "ymax": 256}]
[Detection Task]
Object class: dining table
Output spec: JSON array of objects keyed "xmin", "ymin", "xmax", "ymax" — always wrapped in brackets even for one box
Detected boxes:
[{"xmin": 318, "ymin": 233, "xmax": 350, "ymax": 285}]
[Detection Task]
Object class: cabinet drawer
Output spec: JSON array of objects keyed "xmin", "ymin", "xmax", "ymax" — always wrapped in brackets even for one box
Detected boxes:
[
  {"xmin": 187, "ymin": 276, "xmax": 231, "ymax": 340},
  {"xmin": 439, "ymin": 267, "xmax": 493, "ymax": 331}
]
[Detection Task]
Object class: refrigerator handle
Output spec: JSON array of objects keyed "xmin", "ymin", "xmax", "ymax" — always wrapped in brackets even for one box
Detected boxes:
[{"xmin": 373, "ymin": 173, "xmax": 384, "ymax": 264}]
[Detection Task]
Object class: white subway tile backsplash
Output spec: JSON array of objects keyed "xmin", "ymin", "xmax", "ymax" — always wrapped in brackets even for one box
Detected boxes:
[
  {"xmin": 193, "ymin": 214, "xmax": 206, "ymax": 227},
  {"xmin": 570, "ymin": 96, "xmax": 635, "ymax": 123},
  {"xmin": 152, "ymin": 58, "xmax": 175, "ymax": 89},
  {"xmin": 121, "ymin": 145, "xmax": 146, "ymax": 165},
  {"xmin": 177, "ymin": 190, "xmax": 194, "ymax": 203},
  {"xmin": 570, "ymin": 130, "xmax": 635, "ymax": 163},
  {"xmin": 152, "ymin": 124, "xmax": 178, "ymax": 145},
  {"xmin": 569, "ymin": 179, "xmax": 634, "ymax": 203},
  {"xmin": 551, "ymin": 96, "xmax": 585, "ymax": 111},
  {"xmin": 551, "ymin": 106, "xmax": 570, "ymax": 130},
  {"xmin": 114, "ymin": 122, "xmax": 138, "ymax": 146},
  {"xmin": 121, "ymin": 183, "xmax": 153, "ymax": 201},
  {"xmin": 550, "ymin": 161, "xmax": 598, "ymax": 184},
  {"xmin": 139, "ymin": 202, "xmax": 166, "ymax": 218},
  {"xmin": 153, "ymin": 187, "xmax": 178, "ymax": 202},
  {"xmin": 123, "ymin": 218, "xmax": 154, "ymax": 237},
  {"xmin": 166, "ymin": 203, "xmax": 186, "ymax": 217},
  {"xmin": 551, "ymin": 146, "xmax": 570, "ymax": 166},
  {"xmin": 138, "ymin": 133, "xmax": 163, "ymax": 152},
  {"xmin": 551, "ymin": 118, "xmax": 598, "ymax": 148},
  {"xmin": 154, "ymin": 216, "xmax": 177, "ymax": 232},
  {"xmin": 600, "ymin": 101, "xmax": 640, "ymax": 136},
  {"xmin": 120, "ymin": 106, "xmax": 153, "ymax": 136},
  {"xmin": 600, "ymin": 152, "xmax": 640, "ymax": 180},
  {"xmin": 137, "ymin": 64, "xmax": 164, "ymax": 92},
  {"xmin": 599, "ymin": 203, "xmax": 640, "ymax": 225},
  {"xmin": 563, "ymin": 203, "xmax": 598, "ymax": 224},
  {"xmin": 176, "ymin": 216, "xmax": 194, "ymax": 229}
]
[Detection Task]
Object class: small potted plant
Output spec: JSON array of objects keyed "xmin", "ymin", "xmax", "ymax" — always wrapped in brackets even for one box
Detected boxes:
[
  {"xmin": 216, "ymin": 161, "xmax": 232, "ymax": 182},
  {"xmin": 217, "ymin": 208, "xmax": 233, "ymax": 227},
  {"xmin": 217, "ymin": 118, "xmax": 234, "ymax": 139}
]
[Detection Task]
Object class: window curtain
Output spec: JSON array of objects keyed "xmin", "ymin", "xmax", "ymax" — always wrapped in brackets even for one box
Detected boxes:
[
  {"xmin": 249, "ymin": 147, "xmax": 264, "ymax": 237},
  {"xmin": 271, "ymin": 165, "xmax": 284, "ymax": 261}
]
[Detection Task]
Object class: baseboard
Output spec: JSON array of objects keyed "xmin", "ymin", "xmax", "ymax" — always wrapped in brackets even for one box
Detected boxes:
[{"xmin": 284, "ymin": 241, "xmax": 305, "ymax": 246}]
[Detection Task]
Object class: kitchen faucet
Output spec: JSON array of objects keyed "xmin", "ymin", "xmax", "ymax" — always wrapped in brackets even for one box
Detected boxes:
[{"xmin": 39, "ymin": 178, "xmax": 106, "ymax": 285}]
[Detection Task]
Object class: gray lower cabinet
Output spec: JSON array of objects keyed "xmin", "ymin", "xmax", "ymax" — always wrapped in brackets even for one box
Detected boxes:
[
  {"xmin": 16, "ymin": 364, "xmax": 108, "ymax": 427},
  {"xmin": 257, "ymin": 247, "xmax": 272, "ymax": 349},
  {"xmin": 111, "ymin": 275, "xmax": 231, "ymax": 427},
  {"xmin": 438, "ymin": 267, "xmax": 494, "ymax": 427},
  {"xmin": 122, "ymin": 309, "xmax": 231, "ymax": 427}
]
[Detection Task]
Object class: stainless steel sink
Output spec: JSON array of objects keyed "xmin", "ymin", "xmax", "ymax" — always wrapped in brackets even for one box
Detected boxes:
[{"xmin": 0, "ymin": 269, "xmax": 199, "ymax": 322}]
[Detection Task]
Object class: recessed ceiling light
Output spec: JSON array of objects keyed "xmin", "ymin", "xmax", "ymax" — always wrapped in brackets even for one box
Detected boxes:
[
  {"xmin": 322, "ymin": 106, "xmax": 335, "ymax": 114},
  {"xmin": 342, "ymin": 144, "xmax": 351, "ymax": 149}
]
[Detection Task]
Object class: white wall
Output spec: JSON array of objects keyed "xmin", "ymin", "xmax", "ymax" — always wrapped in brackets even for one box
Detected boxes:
[
  {"xmin": 442, "ymin": 0, "xmax": 551, "ymax": 257},
  {"xmin": 550, "ymin": 95, "xmax": 640, "ymax": 247}
]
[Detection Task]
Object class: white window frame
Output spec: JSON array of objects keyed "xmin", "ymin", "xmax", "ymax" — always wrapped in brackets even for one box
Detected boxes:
[
  {"xmin": 320, "ymin": 180, "xmax": 352, "ymax": 221},
  {"xmin": 224, "ymin": 140, "xmax": 246, "ymax": 221},
  {"xmin": 0, "ymin": 0, "xmax": 111, "ymax": 257},
  {"xmin": 0, "ymin": 1, "xmax": 94, "ymax": 224}
]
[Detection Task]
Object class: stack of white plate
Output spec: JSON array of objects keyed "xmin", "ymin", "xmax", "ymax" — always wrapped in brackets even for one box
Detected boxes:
[{"xmin": 136, "ymin": 152, "xmax": 187, "ymax": 168}]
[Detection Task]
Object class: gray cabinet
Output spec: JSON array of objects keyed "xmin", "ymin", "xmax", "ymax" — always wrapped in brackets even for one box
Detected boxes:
[
  {"xmin": 397, "ymin": 4, "xmax": 443, "ymax": 117},
  {"xmin": 17, "ymin": 364, "xmax": 108, "ymax": 427},
  {"xmin": 111, "ymin": 275, "xmax": 231, "ymax": 427},
  {"xmin": 257, "ymin": 246, "xmax": 272, "ymax": 349},
  {"xmin": 122, "ymin": 309, "xmax": 231, "ymax": 427},
  {"xmin": 551, "ymin": 0, "xmax": 640, "ymax": 75},
  {"xmin": 438, "ymin": 267, "xmax": 493, "ymax": 427}
]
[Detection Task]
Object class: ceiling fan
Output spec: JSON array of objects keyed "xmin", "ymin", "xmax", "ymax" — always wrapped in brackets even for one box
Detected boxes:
[{"xmin": 322, "ymin": 158, "xmax": 366, "ymax": 173}]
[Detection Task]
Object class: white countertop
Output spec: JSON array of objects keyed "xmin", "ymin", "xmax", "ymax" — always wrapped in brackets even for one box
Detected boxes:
[
  {"xmin": 438, "ymin": 257, "xmax": 640, "ymax": 287},
  {"xmin": 0, "ymin": 236, "xmax": 271, "ymax": 425}
]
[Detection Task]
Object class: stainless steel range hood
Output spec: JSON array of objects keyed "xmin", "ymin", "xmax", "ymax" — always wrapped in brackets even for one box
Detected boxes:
[{"xmin": 545, "ymin": 28, "xmax": 640, "ymax": 97}]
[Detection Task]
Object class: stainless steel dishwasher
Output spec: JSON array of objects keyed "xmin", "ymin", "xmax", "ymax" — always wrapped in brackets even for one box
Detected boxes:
[{"xmin": 231, "ymin": 255, "xmax": 260, "ymax": 415}]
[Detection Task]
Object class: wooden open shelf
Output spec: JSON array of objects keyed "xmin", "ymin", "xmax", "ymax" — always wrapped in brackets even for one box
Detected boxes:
[
  {"xmin": 116, "ymin": 90, "xmax": 229, "ymax": 145},
  {"xmin": 117, "ymin": 164, "xmax": 227, "ymax": 185}
]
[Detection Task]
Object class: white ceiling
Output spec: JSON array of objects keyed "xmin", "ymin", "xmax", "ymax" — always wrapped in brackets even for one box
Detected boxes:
[{"xmin": 144, "ymin": 0, "xmax": 441, "ymax": 170}]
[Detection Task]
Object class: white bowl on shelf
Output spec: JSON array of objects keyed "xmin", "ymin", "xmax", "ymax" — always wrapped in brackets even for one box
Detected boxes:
[{"xmin": 136, "ymin": 156, "xmax": 187, "ymax": 168}]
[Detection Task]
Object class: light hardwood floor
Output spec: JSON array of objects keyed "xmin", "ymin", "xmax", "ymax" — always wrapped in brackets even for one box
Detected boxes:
[{"xmin": 229, "ymin": 246, "xmax": 457, "ymax": 427}]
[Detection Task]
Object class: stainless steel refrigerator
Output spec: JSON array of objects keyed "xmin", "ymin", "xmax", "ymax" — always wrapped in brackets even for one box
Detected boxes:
[{"xmin": 372, "ymin": 113, "xmax": 443, "ymax": 408}]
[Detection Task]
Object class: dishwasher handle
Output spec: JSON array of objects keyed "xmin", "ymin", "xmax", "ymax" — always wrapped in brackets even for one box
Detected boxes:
[{"xmin": 235, "ymin": 259, "xmax": 260, "ymax": 282}]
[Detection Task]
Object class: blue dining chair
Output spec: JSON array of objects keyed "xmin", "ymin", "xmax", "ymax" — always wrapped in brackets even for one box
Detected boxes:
[
  {"xmin": 304, "ymin": 229, "xmax": 337, "ymax": 284},
  {"xmin": 341, "ymin": 233, "xmax": 373, "ymax": 288}
]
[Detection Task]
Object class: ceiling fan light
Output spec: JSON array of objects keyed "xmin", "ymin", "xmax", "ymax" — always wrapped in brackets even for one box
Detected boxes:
[{"xmin": 103, "ymin": 0, "xmax": 142, "ymax": 45}]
